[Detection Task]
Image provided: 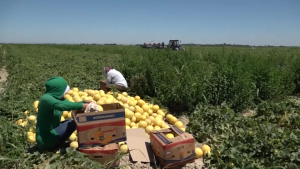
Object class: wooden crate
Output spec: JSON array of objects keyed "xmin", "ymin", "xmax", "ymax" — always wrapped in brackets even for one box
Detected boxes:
[{"xmin": 99, "ymin": 80, "xmax": 128, "ymax": 93}]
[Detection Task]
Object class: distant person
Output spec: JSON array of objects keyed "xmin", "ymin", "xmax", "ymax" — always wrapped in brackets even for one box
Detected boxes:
[
  {"xmin": 102, "ymin": 67, "xmax": 128, "ymax": 92},
  {"xmin": 36, "ymin": 77, "xmax": 91, "ymax": 151},
  {"xmin": 171, "ymin": 41, "xmax": 175, "ymax": 49}
]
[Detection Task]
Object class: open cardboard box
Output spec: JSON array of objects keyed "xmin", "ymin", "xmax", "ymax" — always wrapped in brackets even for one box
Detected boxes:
[
  {"xmin": 78, "ymin": 143, "xmax": 120, "ymax": 167},
  {"xmin": 72, "ymin": 103, "xmax": 127, "ymax": 149},
  {"xmin": 149, "ymin": 124, "xmax": 195, "ymax": 168}
]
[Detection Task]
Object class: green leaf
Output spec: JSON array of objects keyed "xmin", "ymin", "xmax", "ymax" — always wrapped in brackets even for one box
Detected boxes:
[
  {"xmin": 290, "ymin": 133, "xmax": 298, "ymax": 140},
  {"xmin": 287, "ymin": 163, "xmax": 298, "ymax": 169}
]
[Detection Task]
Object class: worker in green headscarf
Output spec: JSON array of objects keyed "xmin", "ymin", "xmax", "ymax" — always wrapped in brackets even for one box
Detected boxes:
[{"xmin": 35, "ymin": 77, "xmax": 91, "ymax": 151}]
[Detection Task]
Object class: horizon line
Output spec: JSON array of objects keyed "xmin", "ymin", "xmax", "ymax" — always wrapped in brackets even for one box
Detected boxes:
[{"xmin": 0, "ymin": 42, "xmax": 299, "ymax": 47}]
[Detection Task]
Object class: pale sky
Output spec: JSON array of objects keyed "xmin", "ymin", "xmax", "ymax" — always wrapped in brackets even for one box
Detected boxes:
[{"xmin": 0, "ymin": 0, "xmax": 299, "ymax": 46}]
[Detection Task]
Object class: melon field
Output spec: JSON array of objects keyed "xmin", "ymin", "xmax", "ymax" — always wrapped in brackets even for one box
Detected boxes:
[{"xmin": 1, "ymin": 44, "xmax": 300, "ymax": 169}]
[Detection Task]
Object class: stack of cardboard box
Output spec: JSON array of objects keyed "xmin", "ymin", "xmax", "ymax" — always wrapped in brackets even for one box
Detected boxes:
[{"xmin": 72, "ymin": 103, "xmax": 127, "ymax": 167}]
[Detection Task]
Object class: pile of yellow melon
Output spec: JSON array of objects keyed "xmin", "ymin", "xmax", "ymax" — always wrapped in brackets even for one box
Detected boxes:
[
  {"xmin": 63, "ymin": 88, "xmax": 186, "ymax": 138},
  {"xmin": 16, "ymin": 87, "xmax": 210, "ymax": 159},
  {"xmin": 64, "ymin": 88, "xmax": 185, "ymax": 134},
  {"xmin": 63, "ymin": 88, "xmax": 187, "ymax": 153}
]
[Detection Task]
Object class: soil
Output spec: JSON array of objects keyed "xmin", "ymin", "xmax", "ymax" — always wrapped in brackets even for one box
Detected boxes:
[
  {"xmin": 0, "ymin": 47, "xmax": 8, "ymax": 93},
  {"xmin": 119, "ymin": 153, "xmax": 204, "ymax": 169}
]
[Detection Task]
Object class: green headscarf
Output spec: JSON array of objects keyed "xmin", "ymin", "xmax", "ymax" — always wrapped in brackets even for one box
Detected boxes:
[{"xmin": 44, "ymin": 77, "xmax": 69, "ymax": 99}]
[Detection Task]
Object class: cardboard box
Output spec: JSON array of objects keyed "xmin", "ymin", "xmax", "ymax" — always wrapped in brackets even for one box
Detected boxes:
[
  {"xmin": 78, "ymin": 143, "xmax": 120, "ymax": 167},
  {"xmin": 72, "ymin": 103, "xmax": 127, "ymax": 149},
  {"xmin": 149, "ymin": 124, "xmax": 195, "ymax": 168}
]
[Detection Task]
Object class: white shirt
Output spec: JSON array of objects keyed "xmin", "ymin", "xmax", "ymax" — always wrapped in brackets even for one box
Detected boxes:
[{"xmin": 104, "ymin": 69, "xmax": 128, "ymax": 88}]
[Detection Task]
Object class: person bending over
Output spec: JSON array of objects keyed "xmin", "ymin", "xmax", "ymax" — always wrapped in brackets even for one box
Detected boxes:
[{"xmin": 102, "ymin": 67, "xmax": 128, "ymax": 92}]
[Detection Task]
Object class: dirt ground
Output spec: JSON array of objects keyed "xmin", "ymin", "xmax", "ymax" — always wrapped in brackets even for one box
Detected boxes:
[
  {"xmin": 119, "ymin": 115, "xmax": 206, "ymax": 169},
  {"xmin": 0, "ymin": 48, "xmax": 8, "ymax": 93}
]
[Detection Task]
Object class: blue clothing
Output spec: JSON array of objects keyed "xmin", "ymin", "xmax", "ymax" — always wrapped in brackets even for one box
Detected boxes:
[{"xmin": 53, "ymin": 119, "xmax": 76, "ymax": 147}]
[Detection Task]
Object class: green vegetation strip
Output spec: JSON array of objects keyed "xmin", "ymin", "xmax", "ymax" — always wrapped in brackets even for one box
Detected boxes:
[{"xmin": 1, "ymin": 44, "xmax": 300, "ymax": 168}]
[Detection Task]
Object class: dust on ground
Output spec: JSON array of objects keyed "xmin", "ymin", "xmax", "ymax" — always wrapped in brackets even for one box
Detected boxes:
[
  {"xmin": 0, "ymin": 47, "xmax": 8, "ymax": 93},
  {"xmin": 119, "ymin": 153, "xmax": 204, "ymax": 169},
  {"xmin": 118, "ymin": 114, "xmax": 206, "ymax": 169}
]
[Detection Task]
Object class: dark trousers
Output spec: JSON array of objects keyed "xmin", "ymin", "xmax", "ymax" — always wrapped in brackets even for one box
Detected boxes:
[{"xmin": 54, "ymin": 119, "xmax": 76, "ymax": 146}]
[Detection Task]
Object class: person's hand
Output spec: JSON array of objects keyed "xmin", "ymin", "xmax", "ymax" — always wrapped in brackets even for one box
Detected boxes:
[
  {"xmin": 83, "ymin": 103, "xmax": 89, "ymax": 109},
  {"xmin": 84, "ymin": 100, "xmax": 93, "ymax": 104}
]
